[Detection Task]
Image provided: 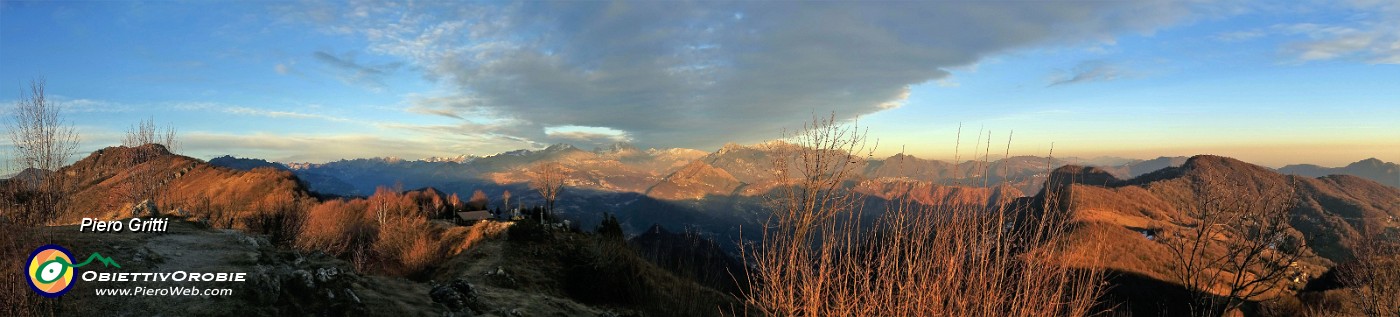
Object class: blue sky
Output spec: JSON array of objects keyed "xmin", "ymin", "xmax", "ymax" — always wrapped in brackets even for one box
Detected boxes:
[{"xmin": 1, "ymin": 1, "xmax": 1397, "ymax": 167}]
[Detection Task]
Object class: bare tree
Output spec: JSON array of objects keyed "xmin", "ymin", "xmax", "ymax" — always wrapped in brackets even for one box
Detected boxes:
[
  {"xmin": 118, "ymin": 117, "xmax": 180, "ymax": 211},
  {"xmin": 529, "ymin": 162, "xmax": 565, "ymax": 219},
  {"xmin": 501, "ymin": 190, "xmax": 511, "ymax": 213},
  {"xmin": 1340, "ymin": 230, "xmax": 1400, "ymax": 317},
  {"xmin": 4, "ymin": 79, "xmax": 80, "ymax": 225},
  {"xmin": 1163, "ymin": 173, "xmax": 1304, "ymax": 317},
  {"xmin": 468, "ymin": 189, "xmax": 489, "ymax": 211},
  {"xmin": 121, "ymin": 116, "xmax": 178, "ymax": 153}
]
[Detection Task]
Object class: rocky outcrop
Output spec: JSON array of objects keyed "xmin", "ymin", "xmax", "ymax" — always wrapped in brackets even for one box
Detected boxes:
[{"xmin": 430, "ymin": 279, "xmax": 486, "ymax": 315}]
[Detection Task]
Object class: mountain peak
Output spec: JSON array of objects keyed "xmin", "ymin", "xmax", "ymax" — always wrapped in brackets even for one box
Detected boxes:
[
  {"xmin": 1047, "ymin": 165, "xmax": 1120, "ymax": 189},
  {"xmin": 594, "ymin": 142, "xmax": 638, "ymax": 154},
  {"xmin": 1349, "ymin": 158, "xmax": 1389, "ymax": 168},
  {"xmin": 544, "ymin": 143, "xmax": 580, "ymax": 152},
  {"xmin": 423, "ymin": 154, "xmax": 476, "ymax": 163},
  {"xmin": 1182, "ymin": 155, "xmax": 1257, "ymax": 171}
]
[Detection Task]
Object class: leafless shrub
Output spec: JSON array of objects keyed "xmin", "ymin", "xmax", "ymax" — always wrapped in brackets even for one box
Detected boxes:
[
  {"xmin": 117, "ymin": 117, "xmax": 179, "ymax": 206},
  {"xmin": 1163, "ymin": 172, "xmax": 1304, "ymax": 317},
  {"xmin": 121, "ymin": 116, "xmax": 179, "ymax": 153},
  {"xmin": 1339, "ymin": 231, "xmax": 1400, "ymax": 317}
]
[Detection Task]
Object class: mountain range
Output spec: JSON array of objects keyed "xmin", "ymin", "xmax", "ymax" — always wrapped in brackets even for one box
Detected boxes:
[
  {"xmin": 211, "ymin": 142, "xmax": 1195, "ymax": 200},
  {"xmin": 197, "ymin": 143, "xmax": 1399, "ymax": 251},
  {"xmin": 8, "ymin": 142, "xmax": 1399, "ymax": 316}
]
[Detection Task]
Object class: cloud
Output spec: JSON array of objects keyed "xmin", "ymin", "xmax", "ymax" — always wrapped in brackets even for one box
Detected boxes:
[
  {"xmin": 403, "ymin": 94, "xmax": 491, "ymax": 120},
  {"xmin": 1048, "ymin": 60, "xmax": 1126, "ymax": 87},
  {"xmin": 285, "ymin": 1, "xmax": 1194, "ymax": 150},
  {"xmin": 311, "ymin": 50, "xmax": 402, "ymax": 90},
  {"xmin": 174, "ymin": 102, "xmax": 352, "ymax": 122},
  {"xmin": 1214, "ymin": 30, "xmax": 1266, "ymax": 42},
  {"xmin": 1275, "ymin": 2, "xmax": 1400, "ymax": 64},
  {"xmin": 274, "ymin": 62, "xmax": 299, "ymax": 75},
  {"xmin": 0, "ymin": 96, "xmax": 134, "ymax": 115},
  {"xmin": 544, "ymin": 125, "xmax": 631, "ymax": 148}
]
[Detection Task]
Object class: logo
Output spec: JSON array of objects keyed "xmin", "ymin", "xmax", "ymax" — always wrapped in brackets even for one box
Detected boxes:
[{"xmin": 25, "ymin": 244, "xmax": 119, "ymax": 298}]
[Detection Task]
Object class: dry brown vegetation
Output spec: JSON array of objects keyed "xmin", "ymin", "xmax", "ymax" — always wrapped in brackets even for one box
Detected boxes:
[
  {"xmin": 294, "ymin": 185, "xmax": 494, "ymax": 277},
  {"xmin": 0, "ymin": 222, "xmax": 56, "ymax": 316},
  {"xmin": 744, "ymin": 114, "xmax": 1105, "ymax": 317}
]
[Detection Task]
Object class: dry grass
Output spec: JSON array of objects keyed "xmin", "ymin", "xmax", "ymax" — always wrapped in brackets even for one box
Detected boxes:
[
  {"xmin": 744, "ymin": 114, "xmax": 1105, "ymax": 317},
  {"xmin": 0, "ymin": 222, "xmax": 56, "ymax": 316},
  {"xmin": 440, "ymin": 220, "xmax": 513, "ymax": 255},
  {"xmin": 292, "ymin": 185, "xmax": 494, "ymax": 278}
]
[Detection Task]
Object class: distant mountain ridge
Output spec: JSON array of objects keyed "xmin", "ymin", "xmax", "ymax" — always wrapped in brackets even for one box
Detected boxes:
[
  {"xmin": 1280, "ymin": 158, "xmax": 1400, "ymax": 188},
  {"xmin": 234, "ymin": 141, "xmax": 1188, "ymax": 201},
  {"xmin": 208, "ymin": 155, "xmax": 359, "ymax": 196}
]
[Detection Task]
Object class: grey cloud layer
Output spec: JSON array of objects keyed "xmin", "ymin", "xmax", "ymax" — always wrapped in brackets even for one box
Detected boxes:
[{"xmin": 291, "ymin": 1, "xmax": 1190, "ymax": 150}]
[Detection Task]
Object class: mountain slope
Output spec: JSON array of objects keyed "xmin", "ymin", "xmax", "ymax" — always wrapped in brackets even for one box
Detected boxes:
[
  {"xmin": 1050, "ymin": 155, "xmax": 1400, "ymax": 282},
  {"xmin": 647, "ymin": 160, "xmax": 743, "ymax": 200},
  {"xmin": 56, "ymin": 145, "xmax": 313, "ymax": 226}
]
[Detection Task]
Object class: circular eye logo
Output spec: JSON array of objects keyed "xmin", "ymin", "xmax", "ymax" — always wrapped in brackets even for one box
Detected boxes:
[{"xmin": 27, "ymin": 244, "xmax": 76, "ymax": 298}]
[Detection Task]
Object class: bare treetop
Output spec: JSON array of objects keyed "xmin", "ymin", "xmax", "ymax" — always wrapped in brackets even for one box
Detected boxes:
[
  {"xmin": 529, "ymin": 161, "xmax": 566, "ymax": 218},
  {"xmin": 7, "ymin": 79, "xmax": 79, "ymax": 179}
]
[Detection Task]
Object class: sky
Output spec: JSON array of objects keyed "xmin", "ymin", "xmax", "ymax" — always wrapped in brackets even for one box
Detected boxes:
[{"xmin": 1, "ymin": 0, "xmax": 1397, "ymax": 167}]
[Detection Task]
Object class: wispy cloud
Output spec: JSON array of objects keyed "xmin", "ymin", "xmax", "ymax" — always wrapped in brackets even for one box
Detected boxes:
[
  {"xmin": 273, "ymin": 61, "xmax": 300, "ymax": 75},
  {"xmin": 1048, "ymin": 61, "xmax": 1128, "ymax": 87},
  {"xmin": 1274, "ymin": 2, "xmax": 1400, "ymax": 64},
  {"xmin": 311, "ymin": 50, "xmax": 402, "ymax": 90},
  {"xmin": 402, "ymin": 94, "xmax": 493, "ymax": 120},
  {"xmin": 0, "ymin": 96, "xmax": 135, "ymax": 115},
  {"xmin": 174, "ymin": 102, "xmax": 352, "ymax": 122},
  {"xmin": 1214, "ymin": 30, "xmax": 1266, "ymax": 42}
]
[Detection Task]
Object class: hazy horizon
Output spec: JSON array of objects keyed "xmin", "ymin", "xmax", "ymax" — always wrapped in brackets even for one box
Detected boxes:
[{"xmin": 3, "ymin": 1, "xmax": 1398, "ymax": 167}]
